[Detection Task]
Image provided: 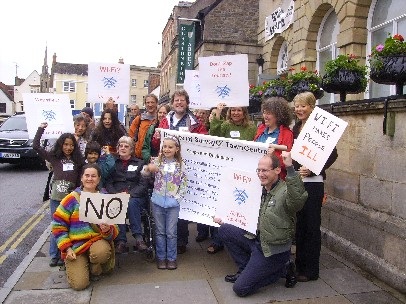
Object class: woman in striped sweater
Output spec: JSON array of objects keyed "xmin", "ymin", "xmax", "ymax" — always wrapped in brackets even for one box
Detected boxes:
[{"xmin": 52, "ymin": 163, "xmax": 119, "ymax": 290}]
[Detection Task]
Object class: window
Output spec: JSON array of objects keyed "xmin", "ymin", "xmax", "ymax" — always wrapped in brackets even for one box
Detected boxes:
[
  {"xmin": 277, "ymin": 41, "xmax": 288, "ymax": 75},
  {"xmin": 317, "ymin": 9, "xmax": 339, "ymax": 104},
  {"xmin": 143, "ymin": 80, "xmax": 149, "ymax": 87},
  {"xmin": 69, "ymin": 100, "xmax": 75, "ymax": 109},
  {"xmin": 368, "ymin": 0, "xmax": 406, "ymax": 98},
  {"xmin": 131, "ymin": 95, "xmax": 136, "ymax": 103},
  {"xmin": 85, "ymin": 102, "xmax": 91, "ymax": 108},
  {"xmin": 0, "ymin": 103, "xmax": 6, "ymax": 113},
  {"xmin": 30, "ymin": 87, "xmax": 40, "ymax": 93},
  {"xmin": 63, "ymin": 82, "xmax": 75, "ymax": 92},
  {"xmin": 131, "ymin": 79, "xmax": 137, "ymax": 87}
]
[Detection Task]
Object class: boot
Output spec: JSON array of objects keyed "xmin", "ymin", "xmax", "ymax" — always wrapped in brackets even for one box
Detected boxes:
[{"xmin": 285, "ymin": 261, "xmax": 297, "ymax": 288}]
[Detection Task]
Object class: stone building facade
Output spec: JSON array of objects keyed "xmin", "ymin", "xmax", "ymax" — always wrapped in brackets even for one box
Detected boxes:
[{"xmin": 258, "ymin": 0, "xmax": 406, "ymax": 293}]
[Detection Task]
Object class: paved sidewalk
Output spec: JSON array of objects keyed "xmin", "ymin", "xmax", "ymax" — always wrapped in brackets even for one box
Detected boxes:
[{"xmin": 1, "ymin": 223, "xmax": 405, "ymax": 304}]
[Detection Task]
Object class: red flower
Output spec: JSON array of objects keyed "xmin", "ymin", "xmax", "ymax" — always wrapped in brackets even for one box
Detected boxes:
[
  {"xmin": 289, "ymin": 67, "xmax": 295, "ymax": 71},
  {"xmin": 249, "ymin": 84, "xmax": 255, "ymax": 88},
  {"xmin": 314, "ymin": 70, "xmax": 318, "ymax": 74},
  {"xmin": 300, "ymin": 66, "xmax": 307, "ymax": 71},
  {"xmin": 393, "ymin": 34, "xmax": 404, "ymax": 42}
]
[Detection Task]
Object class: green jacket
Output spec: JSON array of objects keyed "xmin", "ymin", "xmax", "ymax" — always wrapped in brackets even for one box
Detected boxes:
[
  {"xmin": 209, "ymin": 116, "xmax": 257, "ymax": 141},
  {"xmin": 257, "ymin": 166, "xmax": 307, "ymax": 257},
  {"xmin": 141, "ymin": 123, "xmax": 157, "ymax": 161}
]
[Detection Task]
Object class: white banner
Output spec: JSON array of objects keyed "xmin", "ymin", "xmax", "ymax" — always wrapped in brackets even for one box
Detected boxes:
[
  {"xmin": 199, "ymin": 54, "xmax": 249, "ymax": 108},
  {"xmin": 88, "ymin": 62, "xmax": 130, "ymax": 104},
  {"xmin": 79, "ymin": 192, "xmax": 130, "ymax": 225},
  {"xmin": 265, "ymin": 0, "xmax": 294, "ymax": 41},
  {"xmin": 160, "ymin": 129, "xmax": 268, "ymax": 234},
  {"xmin": 291, "ymin": 107, "xmax": 347, "ymax": 175},
  {"xmin": 22, "ymin": 93, "xmax": 74, "ymax": 139},
  {"xmin": 184, "ymin": 70, "xmax": 204, "ymax": 109}
]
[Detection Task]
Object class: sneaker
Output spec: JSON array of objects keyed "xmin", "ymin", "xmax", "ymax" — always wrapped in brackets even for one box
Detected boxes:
[
  {"xmin": 49, "ymin": 258, "xmax": 59, "ymax": 267},
  {"xmin": 167, "ymin": 260, "xmax": 177, "ymax": 270},
  {"xmin": 115, "ymin": 242, "xmax": 128, "ymax": 254},
  {"xmin": 285, "ymin": 261, "xmax": 297, "ymax": 288},
  {"xmin": 225, "ymin": 272, "xmax": 241, "ymax": 283},
  {"xmin": 135, "ymin": 240, "xmax": 148, "ymax": 252},
  {"xmin": 56, "ymin": 258, "xmax": 64, "ymax": 267}
]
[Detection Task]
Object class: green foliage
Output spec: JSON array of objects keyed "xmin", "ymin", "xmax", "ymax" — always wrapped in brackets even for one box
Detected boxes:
[
  {"xmin": 369, "ymin": 33, "xmax": 406, "ymax": 71},
  {"xmin": 249, "ymin": 78, "xmax": 288, "ymax": 98}
]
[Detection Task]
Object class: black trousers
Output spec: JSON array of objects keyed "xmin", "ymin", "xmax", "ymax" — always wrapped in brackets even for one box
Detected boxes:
[
  {"xmin": 177, "ymin": 218, "xmax": 189, "ymax": 247},
  {"xmin": 295, "ymin": 182, "xmax": 324, "ymax": 279}
]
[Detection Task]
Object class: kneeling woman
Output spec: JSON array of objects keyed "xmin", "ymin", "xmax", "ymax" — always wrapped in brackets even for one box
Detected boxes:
[{"xmin": 52, "ymin": 163, "xmax": 119, "ymax": 290}]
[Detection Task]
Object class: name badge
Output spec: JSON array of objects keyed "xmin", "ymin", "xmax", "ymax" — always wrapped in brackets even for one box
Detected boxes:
[
  {"xmin": 63, "ymin": 163, "xmax": 74, "ymax": 171},
  {"xmin": 128, "ymin": 165, "xmax": 138, "ymax": 172},
  {"xmin": 178, "ymin": 127, "xmax": 189, "ymax": 132},
  {"xmin": 265, "ymin": 137, "xmax": 276, "ymax": 144},
  {"xmin": 164, "ymin": 163, "xmax": 176, "ymax": 172},
  {"xmin": 230, "ymin": 131, "xmax": 240, "ymax": 138}
]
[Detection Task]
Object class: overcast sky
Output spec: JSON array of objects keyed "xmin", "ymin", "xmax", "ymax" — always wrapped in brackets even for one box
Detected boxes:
[{"xmin": 0, "ymin": 0, "xmax": 194, "ymax": 85}]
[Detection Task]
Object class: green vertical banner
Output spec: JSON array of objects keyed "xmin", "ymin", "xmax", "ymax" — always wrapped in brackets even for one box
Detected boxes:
[{"xmin": 177, "ymin": 23, "xmax": 196, "ymax": 84}]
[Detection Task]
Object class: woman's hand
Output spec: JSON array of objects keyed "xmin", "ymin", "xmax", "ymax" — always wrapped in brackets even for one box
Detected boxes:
[
  {"xmin": 40, "ymin": 122, "xmax": 48, "ymax": 129},
  {"xmin": 267, "ymin": 146, "xmax": 275, "ymax": 155},
  {"xmin": 299, "ymin": 166, "xmax": 311, "ymax": 178},
  {"xmin": 213, "ymin": 217, "xmax": 224, "ymax": 225},
  {"xmin": 102, "ymin": 145, "xmax": 110, "ymax": 155},
  {"xmin": 99, "ymin": 223, "xmax": 111, "ymax": 233},
  {"xmin": 66, "ymin": 247, "xmax": 76, "ymax": 260},
  {"xmin": 215, "ymin": 103, "xmax": 226, "ymax": 119}
]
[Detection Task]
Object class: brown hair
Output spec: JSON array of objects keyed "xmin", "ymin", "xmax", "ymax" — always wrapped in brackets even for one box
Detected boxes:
[
  {"xmin": 225, "ymin": 107, "xmax": 253, "ymax": 127},
  {"xmin": 170, "ymin": 89, "xmax": 190, "ymax": 105},
  {"xmin": 261, "ymin": 96, "xmax": 293, "ymax": 127}
]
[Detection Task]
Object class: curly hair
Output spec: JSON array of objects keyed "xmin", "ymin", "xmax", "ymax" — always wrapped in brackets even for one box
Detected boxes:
[
  {"xmin": 92, "ymin": 109, "xmax": 125, "ymax": 147},
  {"xmin": 261, "ymin": 97, "xmax": 293, "ymax": 127},
  {"xmin": 170, "ymin": 89, "xmax": 190, "ymax": 105},
  {"xmin": 51, "ymin": 133, "xmax": 83, "ymax": 164},
  {"xmin": 225, "ymin": 107, "xmax": 253, "ymax": 127}
]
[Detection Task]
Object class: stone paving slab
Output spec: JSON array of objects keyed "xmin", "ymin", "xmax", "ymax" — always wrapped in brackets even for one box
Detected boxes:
[
  {"xmin": 91, "ymin": 280, "xmax": 217, "ymax": 304},
  {"xmin": 216, "ymin": 277, "xmax": 338, "ymax": 304},
  {"xmin": 345, "ymin": 290, "xmax": 406, "ymax": 304},
  {"xmin": 4, "ymin": 288, "xmax": 91, "ymax": 304},
  {"xmin": 13, "ymin": 271, "xmax": 68, "ymax": 290},
  {"xmin": 319, "ymin": 267, "xmax": 381, "ymax": 295},
  {"xmin": 276, "ymin": 295, "xmax": 352, "ymax": 304}
]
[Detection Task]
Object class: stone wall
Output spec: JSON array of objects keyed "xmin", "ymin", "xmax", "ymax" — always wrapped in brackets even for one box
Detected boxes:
[{"xmin": 320, "ymin": 98, "xmax": 406, "ymax": 292}]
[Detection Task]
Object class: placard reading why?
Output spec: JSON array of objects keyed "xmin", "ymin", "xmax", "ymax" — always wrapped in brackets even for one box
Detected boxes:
[
  {"xmin": 291, "ymin": 107, "xmax": 347, "ymax": 175},
  {"xmin": 79, "ymin": 192, "xmax": 130, "ymax": 225}
]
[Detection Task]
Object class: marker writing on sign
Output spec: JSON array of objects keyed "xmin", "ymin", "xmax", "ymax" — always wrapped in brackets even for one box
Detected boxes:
[{"xmin": 85, "ymin": 197, "xmax": 123, "ymax": 219}]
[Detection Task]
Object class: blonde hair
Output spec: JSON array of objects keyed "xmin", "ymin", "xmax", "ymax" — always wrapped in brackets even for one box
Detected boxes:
[
  {"xmin": 225, "ymin": 107, "xmax": 252, "ymax": 127},
  {"xmin": 157, "ymin": 136, "xmax": 183, "ymax": 166},
  {"xmin": 292, "ymin": 92, "xmax": 316, "ymax": 108}
]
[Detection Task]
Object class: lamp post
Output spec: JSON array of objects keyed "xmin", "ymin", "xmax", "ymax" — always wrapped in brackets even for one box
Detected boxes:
[{"xmin": 256, "ymin": 55, "xmax": 264, "ymax": 85}]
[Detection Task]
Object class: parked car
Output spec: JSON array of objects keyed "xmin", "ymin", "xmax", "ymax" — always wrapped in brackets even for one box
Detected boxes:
[{"xmin": 0, "ymin": 113, "xmax": 46, "ymax": 169}]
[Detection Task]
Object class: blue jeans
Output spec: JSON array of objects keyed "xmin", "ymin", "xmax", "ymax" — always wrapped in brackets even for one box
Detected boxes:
[
  {"xmin": 219, "ymin": 223, "xmax": 290, "ymax": 297},
  {"xmin": 49, "ymin": 199, "xmax": 61, "ymax": 259},
  {"xmin": 117, "ymin": 197, "xmax": 147, "ymax": 243},
  {"xmin": 152, "ymin": 203, "xmax": 179, "ymax": 261}
]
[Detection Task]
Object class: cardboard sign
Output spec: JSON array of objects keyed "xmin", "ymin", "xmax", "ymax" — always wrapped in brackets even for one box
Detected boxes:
[
  {"xmin": 88, "ymin": 62, "xmax": 130, "ymax": 104},
  {"xmin": 291, "ymin": 106, "xmax": 347, "ymax": 175},
  {"xmin": 159, "ymin": 129, "xmax": 267, "ymax": 233},
  {"xmin": 199, "ymin": 54, "xmax": 249, "ymax": 107},
  {"xmin": 79, "ymin": 192, "xmax": 130, "ymax": 224},
  {"xmin": 265, "ymin": 0, "xmax": 294, "ymax": 41},
  {"xmin": 22, "ymin": 93, "xmax": 75, "ymax": 139}
]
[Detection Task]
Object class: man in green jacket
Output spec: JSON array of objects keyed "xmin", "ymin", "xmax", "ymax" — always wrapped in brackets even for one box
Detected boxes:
[{"xmin": 216, "ymin": 151, "xmax": 308, "ymax": 297}]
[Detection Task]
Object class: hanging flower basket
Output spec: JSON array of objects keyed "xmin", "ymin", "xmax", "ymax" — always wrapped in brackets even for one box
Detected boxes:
[
  {"xmin": 264, "ymin": 79, "xmax": 288, "ymax": 99},
  {"xmin": 370, "ymin": 55, "xmax": 406, "ymax": 95},
  {"xmin": 322, "ymin": 70, "xmax": 366, "ymax": 102},
  {"xmin": 248, "ymin": 94, "xmax": 262, "ymax": 114},
  {"xmin": 287, "ymin": 80, "xmax": 324, "ymax": 101}
]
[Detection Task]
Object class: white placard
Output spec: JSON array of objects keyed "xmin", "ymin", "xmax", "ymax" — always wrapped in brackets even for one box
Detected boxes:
[
  {"xmin": 184, "ymin": 70, "xmax": 205, "ymax": 109},
  {"xmin": 160, "ymin": 129, "xmax": 267, "ymax": 233},
  {"xmin": 216, "ymin": 169, "xmax": 261, "ymax": 233},
  {"xmin": 79, "ymin": 192, "xmax": 130, "ymax": 224},
  {"xmin": 265, "ymin": 0, "xmax": 294, "ymax": 41},
  {"xmin": 88, "ymin": 62, "xmax": 130, "ymax": 104},
  {"xmin": 291, "ymin": 106, "xmax": 347, "ymax": 175},
  {"xmin": 199, "ymin": 54, "xmax": 249, "ymax": 108},
  {"xmin": 22, "ymin": 93, "xmax": 75, "ymax": 139}
]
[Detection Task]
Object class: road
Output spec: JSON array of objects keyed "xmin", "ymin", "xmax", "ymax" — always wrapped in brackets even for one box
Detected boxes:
[{"xmin": 0, "ymin": 163, "xmax": 50, "ymax": 287}]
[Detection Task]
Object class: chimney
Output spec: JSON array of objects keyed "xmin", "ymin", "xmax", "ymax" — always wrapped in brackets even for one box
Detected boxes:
[
  {"xmin": 53, "ymin": 53, "xmax": 57, "ymax": 65},
  {"xmin": 118, "ymin": 57, "xmax": 124, "ymax": 64}
]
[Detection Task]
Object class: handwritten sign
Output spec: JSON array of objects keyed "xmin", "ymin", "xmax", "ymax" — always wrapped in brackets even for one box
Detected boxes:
[
  {"xmin": 22, "ymin": 93, "xmax": 74, "ymax": 139},
  {"xmin": 265, "ymin": 0, "xmax": 294, "ymax": 41},
  {"xmin": 159, "ymin": 129, "xmax": 267, "ymax": 232},
  {"xmin": 79, "ymin": 192, "xmax": 130, "ymax": 224},
  {"xmin": 199, "ymin": 54, "xmax": 249, "ymax": 107},
  {"xmin": 216, "ymin": 169, "xmax": 261, "ymax": 233},
  {"xmin": 291, "ymin": 106, "xmax": 348, "ymax": 175},
  {"xmin": 88, "ymin": 62, "xmax": 130, "ymax": 104},
  {"xmin": 184, "ymin": 70, "xmax": 204, "ymax": 109}
]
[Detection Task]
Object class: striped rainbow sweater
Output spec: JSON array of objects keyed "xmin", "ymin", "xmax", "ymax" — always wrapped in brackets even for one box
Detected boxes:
[{"xmin": 52, "ymin": 188, "xmax": 119, "ymax": 259}]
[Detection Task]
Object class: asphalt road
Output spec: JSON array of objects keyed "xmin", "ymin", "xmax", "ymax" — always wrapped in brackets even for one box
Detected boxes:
[{"xmin": 0, "ymin": 163, "xmax": 50, "ymax": 287}]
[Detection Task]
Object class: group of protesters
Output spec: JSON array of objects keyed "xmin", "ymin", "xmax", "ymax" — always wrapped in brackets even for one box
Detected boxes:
[{"xmin": 33, "ymin": 89, "xmax": 337, "ymax": 296}]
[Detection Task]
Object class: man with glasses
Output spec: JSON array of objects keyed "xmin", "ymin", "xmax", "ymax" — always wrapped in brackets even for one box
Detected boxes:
[{"xmin": 215, "ymin": 151, "xmax": 307, "ymax": 297}]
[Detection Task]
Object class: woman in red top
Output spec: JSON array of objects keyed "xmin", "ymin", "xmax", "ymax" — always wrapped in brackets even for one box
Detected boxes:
[{"xmin": 254, "ymin": 96, "xmax": 294, "ymax": 180}]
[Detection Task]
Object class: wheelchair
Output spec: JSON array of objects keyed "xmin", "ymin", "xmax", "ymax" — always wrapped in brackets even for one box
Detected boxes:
[{"xmin": 140, "ymin": 188, "xmax": 156, "ymax": 262}]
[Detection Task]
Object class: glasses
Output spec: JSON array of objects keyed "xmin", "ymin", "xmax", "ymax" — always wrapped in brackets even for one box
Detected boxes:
[
  {"xmin": 118, "ymin": 144, "xmax": 131, "ymax": 149},
  {"xmin": 256, "ymin": 168, "xmax": 273, "ymax": 174}
]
